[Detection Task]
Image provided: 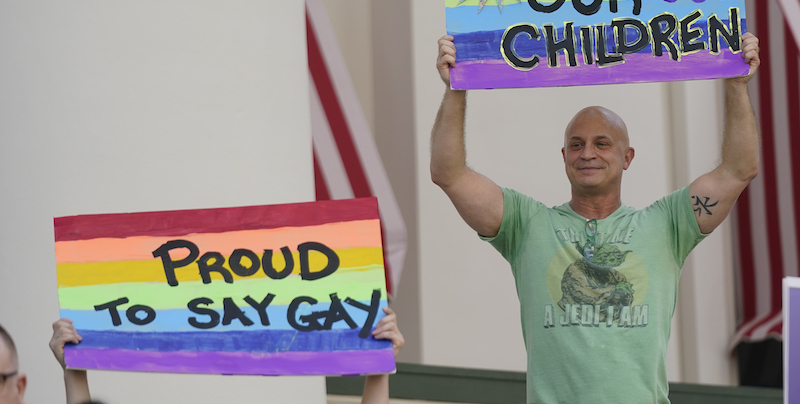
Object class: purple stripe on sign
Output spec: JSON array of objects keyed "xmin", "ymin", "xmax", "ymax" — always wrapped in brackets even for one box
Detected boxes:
[
  {"xmin": 789, "ymin": 288, "xmax": 800, "ymax": 403},
  {"xmin": 451, "ymin": 52, "xmax": 750, "ymax": 89},
  {"xmin": 65, "ymin": 348, "xmax": 395, "ymax": 376}
]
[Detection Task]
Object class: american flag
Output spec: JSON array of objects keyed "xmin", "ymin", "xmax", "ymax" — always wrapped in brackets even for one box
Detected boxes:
[
  {"xmin": 732, "ymin": 0, "xmax": 800, "ymax": 345},
  {"xmin": 305, "ymin": 0, "xmax": 408, "ymax": 298}
]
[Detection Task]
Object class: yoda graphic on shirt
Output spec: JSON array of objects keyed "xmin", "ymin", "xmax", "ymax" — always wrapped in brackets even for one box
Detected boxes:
[{"xmin": 558, "ymin": 243, "xmax": 634, "ymax": 322}]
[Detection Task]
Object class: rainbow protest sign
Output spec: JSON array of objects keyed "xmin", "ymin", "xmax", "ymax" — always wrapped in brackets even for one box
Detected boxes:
[
  {"xmin": 54, "ymin": 198, "xmax": 394, "ymax": 376},
  {"xmin": 447, "ymin": 0, "xmax": 750, "ymax": 89}
]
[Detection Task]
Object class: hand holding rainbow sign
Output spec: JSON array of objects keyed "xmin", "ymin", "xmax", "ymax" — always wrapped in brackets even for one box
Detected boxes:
[
  {"xmin": 447, "ymin": 0, "xmax": 750, "ymax": 89},
  {"xmin": 54, "ymin": 197, "xmax": 394, "ymax": 376}
]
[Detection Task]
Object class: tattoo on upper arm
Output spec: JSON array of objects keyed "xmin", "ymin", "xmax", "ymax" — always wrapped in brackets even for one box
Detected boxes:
[{"xmin": 692, "ymin": 195, "xmax": 719, "ymax": 216}]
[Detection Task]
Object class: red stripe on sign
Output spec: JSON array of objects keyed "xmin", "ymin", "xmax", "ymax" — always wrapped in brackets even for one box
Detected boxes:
[
  {"xmin": 306, "ymin": 13, "xmax": 372, "ymax": 199},
  {"xmin": 54, "ymin": 197, "xmax": 380, "ymax": 241},
  {"xmin": 754, "ymin": 0, "xmax": 785, "ymax": 314},
  {"xmin": 313, "ymin": 150, "xmax": 331, "ymax": 201},
  {"xmin": 736, "ymin": 187, "xmax": 757, "ymax": 323}
]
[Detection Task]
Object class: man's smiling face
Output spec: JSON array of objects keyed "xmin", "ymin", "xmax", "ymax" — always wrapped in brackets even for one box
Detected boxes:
[{"xmin": 562, "ymin": 107, "xmax": 634, "ymax": 197}]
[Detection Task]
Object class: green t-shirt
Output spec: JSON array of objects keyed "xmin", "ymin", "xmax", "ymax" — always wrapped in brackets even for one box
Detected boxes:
[{"xmin": 482, "ymin": 186, "xmax": 706, "ymax": 404}]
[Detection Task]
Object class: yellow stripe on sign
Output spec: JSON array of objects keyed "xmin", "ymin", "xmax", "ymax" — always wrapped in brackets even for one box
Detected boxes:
[{"xmin": 56, "ymin": 247, "xmax": 384, "ymax": 287}]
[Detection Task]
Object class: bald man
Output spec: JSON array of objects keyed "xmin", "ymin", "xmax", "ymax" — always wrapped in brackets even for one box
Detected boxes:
[
  {"xmin": 431, "ymin": 33, "xmax": 761, "ymax": 404},
  {"xmin": 0, "ymin": 325, "xmax": 27, "ymax": 404}
]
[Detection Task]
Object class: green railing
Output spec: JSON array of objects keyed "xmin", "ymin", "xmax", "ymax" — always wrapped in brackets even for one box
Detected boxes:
[{"xmin": 326, "ymin": 363, "xmax": 783, "ymax": 404}]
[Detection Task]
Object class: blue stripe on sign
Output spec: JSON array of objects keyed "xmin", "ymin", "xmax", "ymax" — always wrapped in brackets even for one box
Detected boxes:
[
  {"xmin": 61, "ymin": 299, "xmax": 388, "ymax": 332},
  {"xmin": 71, "ymin": 328, "xmax": 392, "ymax": 353}
]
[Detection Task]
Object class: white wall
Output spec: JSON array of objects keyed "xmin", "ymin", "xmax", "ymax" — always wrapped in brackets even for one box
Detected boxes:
[{"xmin": 0, "ymin": 2, "xmax": 326, "ymax": 403}]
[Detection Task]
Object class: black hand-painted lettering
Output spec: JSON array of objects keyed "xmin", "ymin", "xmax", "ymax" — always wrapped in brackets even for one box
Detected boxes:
[
  {"xmin": 596, "ymin": 24, "xmax": 624, "ymax": 66},
  {"xmin": 501, "ymin": 24, "xmax": 541, "ymax": 70},
  {"xmin": 152, "ymin": 240, "xmax": 200, "ymax": 287},
  {"xmin": 244, "ymin": 293, "xmax": 276, "ymax": 326},
  {"xmin": 544, "ymin": 23, "xmax": 578, "ymax": 67},
  {"xmin": 527, "ymin": 0, "xmax": 637, "ymax": 15},
  {"xmin": 94, "ymin": 297, "xmax": 130, "ymax": 326},
  {"xmin": 650, "ymin": 14, "xmax": 680, "ymax": 61},
  {"xmin": 228, "ymin": 248, "xmax": 261, "ymax": 277},
  {"xmin": 709, "ymin": 8, "xmax": 741, "ymax": 54},
  {"xmin": 527, "ymin": 0, "xmax": 565, "ymax": 13},
  {"xmin": 608, "ymin": 0, "xmax": 640, "ymax": 15},
  {"xmin": 580, "ymin": 26, "xmax": 595, "ymax": 65},
  {"xmin": 187, "ymin": 297, "xmax": 221, "ymax": 329},
  {"xmin": 322, "ymin": 293, "xmax": 357, "ymax": 330},
  {"xmin": 221, "ymin": 297, "xmax": 254, "ymax": 326},
  {"xmin": 345, "ymin": 289, "xmax": 382, "ymax": 339},
  {"xmin": 262, "ymin": 247, "xmax": 295, "ymax": 279},
  {"xmin": 612, "ymin": 18, "xmax": 650, "ymax": 55},
  {"xmin": 679, "ymin": 10, "xmax": 706, "ymax": 54},
  {"xmin": 632, "ymin": 0, "xmax": 641, "ymax": 15},
  {"xmin": 197, "ymin": 252, "xmax": 233, "ymax": 284},
  {"xmin": 298, "ymin": 242, "xmax": 340, "ymax": 281},
  {"xmin": 125, "ymin": 304, "xmax": 156, "ymax": 325},
  {"xmin": 572, "ymin": 0, "xmax": 602, "ymax": 16},
  {"xmin": 288, "ymin": 296, "xmax": 322, "ymax": 331}
]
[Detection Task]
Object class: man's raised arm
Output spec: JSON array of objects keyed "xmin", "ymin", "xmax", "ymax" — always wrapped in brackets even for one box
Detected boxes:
[
  {"xmin": 430, "ymin": 35, "xmax": 504, "ymax": 238},
  {"xmin": 689, "ymin": 33, "xmax": 761, "ymax": 234}
]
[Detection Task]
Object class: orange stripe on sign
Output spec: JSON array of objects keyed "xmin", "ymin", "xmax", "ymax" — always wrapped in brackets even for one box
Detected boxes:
[{"xmin": 55, "ymin": 219, "xmax": 382, "ymax": 264}]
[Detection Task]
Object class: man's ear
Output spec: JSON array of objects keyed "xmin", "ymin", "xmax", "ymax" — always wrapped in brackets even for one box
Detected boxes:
[
  {"xmin": 16, "ymin": 372, "xmax": 27, "ymax": 403},
  {"xmin": 623, "ymin": 147, "xmax": 635, "ymax": 170},
  {"xmin": 561, "ymin": 147, "xmax": 566, "ymax": 162}
]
